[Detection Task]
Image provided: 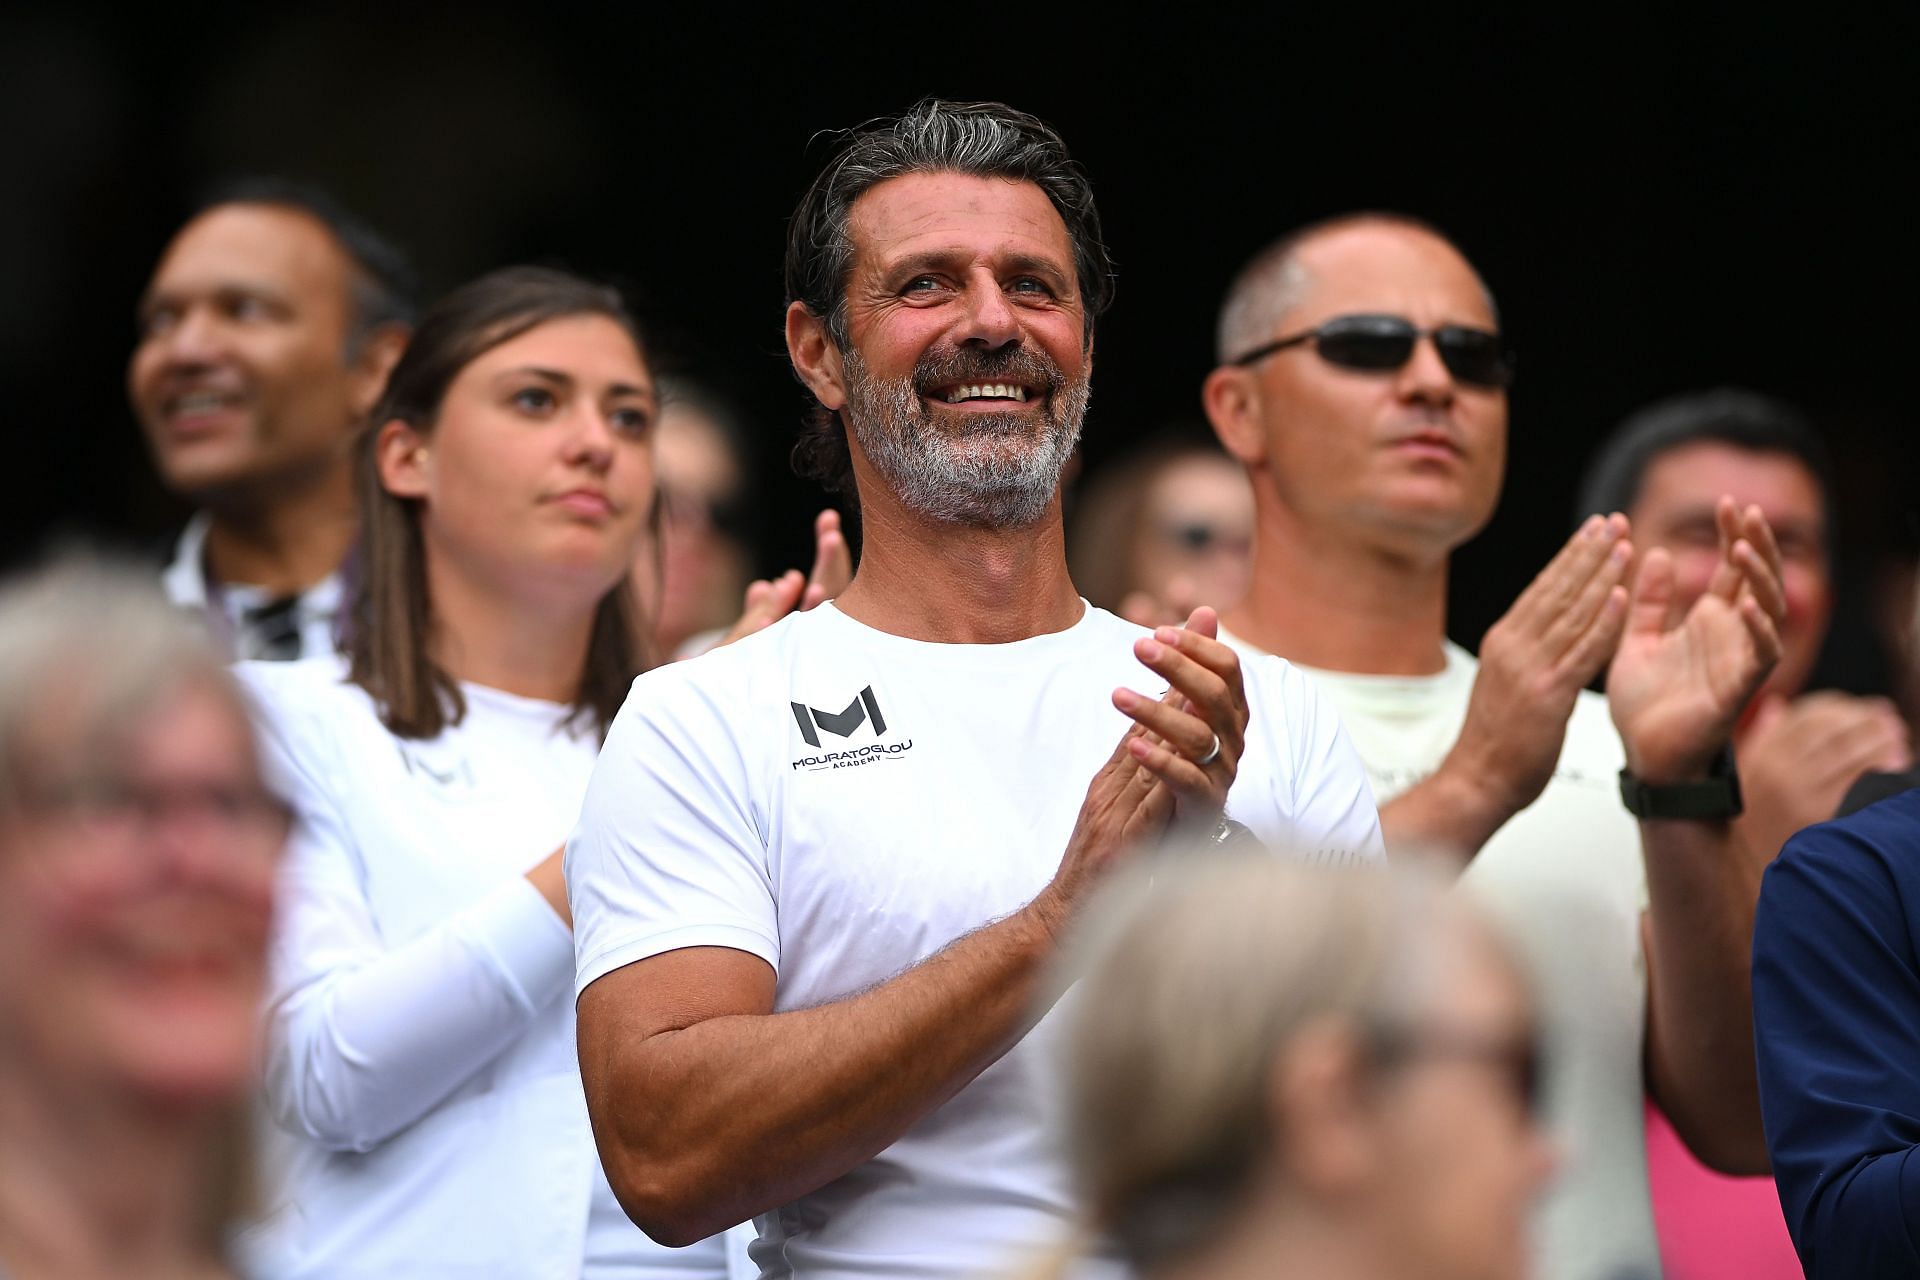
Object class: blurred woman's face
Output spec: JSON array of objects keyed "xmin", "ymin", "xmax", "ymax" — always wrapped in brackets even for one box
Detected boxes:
[
  {"xmin": 1364, "ymin": 924, "xmax": 1554, "ymax": 1280},
  {"xmin": 390, "ymin": 313, "xmax": 658, "ymax": 610},
  {"xmin": 649, "ymin": 403, "xmax": 753, "ymax": 654},
  {"xmin": 1129, "ymin": 453, "xmax": 1254, "ymax": 614},
  {"xmin": 0, "ymin": 682, "xmax": 282, "ymax": 1106}
]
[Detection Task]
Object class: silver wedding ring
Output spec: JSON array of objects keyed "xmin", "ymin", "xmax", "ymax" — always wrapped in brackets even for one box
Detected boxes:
[{"xmin": 1197, "ymin": 733, "xmax": 1221, "ymax": 766}]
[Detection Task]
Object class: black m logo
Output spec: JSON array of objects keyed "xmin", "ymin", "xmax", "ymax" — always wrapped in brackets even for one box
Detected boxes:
[{"xmin": 791, "ymin": 686, "xmax": 887, "ymax": 749}]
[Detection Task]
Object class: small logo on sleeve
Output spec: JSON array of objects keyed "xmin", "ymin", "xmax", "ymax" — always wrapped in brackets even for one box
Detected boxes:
[{"xmin": 790, "ymin": 685, "xmax": 914, "ymax": 771}]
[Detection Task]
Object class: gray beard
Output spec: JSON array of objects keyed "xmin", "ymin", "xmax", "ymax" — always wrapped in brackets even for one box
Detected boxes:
[{"xmin": 841, "ymin": 347, "xmax": 1091, "ymax": 529}]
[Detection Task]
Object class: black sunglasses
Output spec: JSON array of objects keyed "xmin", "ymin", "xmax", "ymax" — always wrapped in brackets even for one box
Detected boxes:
[{"xmin": 1231, "ymin": 312, "xmax": 1515, "ymax": 389}]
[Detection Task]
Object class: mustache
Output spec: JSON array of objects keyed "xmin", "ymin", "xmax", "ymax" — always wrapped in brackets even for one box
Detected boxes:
[{"xmin": 910, "ymin": 345, "xmax": 1066, "ymax": 397}]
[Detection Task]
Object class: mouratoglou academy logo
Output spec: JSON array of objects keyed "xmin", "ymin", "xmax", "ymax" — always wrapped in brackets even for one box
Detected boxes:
[{"xmin": 790, "ymin": 685, "xmax": 914, "ymax": 771}]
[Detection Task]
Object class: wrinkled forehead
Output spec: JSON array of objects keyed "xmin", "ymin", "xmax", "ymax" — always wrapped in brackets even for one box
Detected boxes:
[
  {"xmin": 846, "ymin": 171, "xmax": 1076, "ymax": 279},
  {"xmin": 1288, "ymin": 223, "xmax": 1498, "ymax": 331}
]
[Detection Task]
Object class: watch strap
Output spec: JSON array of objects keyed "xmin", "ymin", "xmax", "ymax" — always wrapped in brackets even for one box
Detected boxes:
[{"xmin": 1618, "ymin": 744, "xmax": 1744, "ymax": 820}]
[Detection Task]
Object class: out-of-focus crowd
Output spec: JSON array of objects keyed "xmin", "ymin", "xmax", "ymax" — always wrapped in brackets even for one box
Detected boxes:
[{"xmin": 0, "ymin": 100, "xmax": 1914, "ymax": 1280}]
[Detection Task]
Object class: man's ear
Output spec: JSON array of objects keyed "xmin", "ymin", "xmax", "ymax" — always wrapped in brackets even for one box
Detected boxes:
[
  {"xmin": 786, "ymin": 302, "xmax": 846, "ymax": 412},
  {"xmin": 1202, "ymin": 365, "xmax": 1268, "ymax": 467},
  {"xmin": 348, "ymin": 324, "xmax": 412, "ymax": 419},
  {"xmin": 374, "ymin": 418, "xmax": 431, "ymax": 499}
]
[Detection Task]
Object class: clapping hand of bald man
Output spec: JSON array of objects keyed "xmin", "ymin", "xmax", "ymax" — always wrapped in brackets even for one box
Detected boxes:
[
  {"xmin": 1029, "ymin": 607, "xmax": 1249, "ymax": 938},
  {"xmin": 1382, "ymin": 514, "xmax": 1634, "ymax": 861},
  {"xmin": 717, "ymin": 509, "xmax": 853, "ymax": 647}
]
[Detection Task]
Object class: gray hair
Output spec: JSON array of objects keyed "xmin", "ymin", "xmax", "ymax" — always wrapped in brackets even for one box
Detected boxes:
[
  {"xmin": 0, "ymin": 556, "xmax": 241, "ymax": 808},
  {"xmin": 1047, "ymin": 849, "xmax": 1467, "ymax": 1274},
  {"xmin": 1215, "ymin": 212, "xmax": 1496, "ymax": 365},
  {"xmin": 785, "ymin": 99, "xmax": 1115, "ymax": 497}
]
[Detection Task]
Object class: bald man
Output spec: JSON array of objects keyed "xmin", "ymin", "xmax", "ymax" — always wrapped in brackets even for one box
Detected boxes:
[{"xmin": 1203, "ymin": 213, "xmax": 1786, "ymax": 1280}]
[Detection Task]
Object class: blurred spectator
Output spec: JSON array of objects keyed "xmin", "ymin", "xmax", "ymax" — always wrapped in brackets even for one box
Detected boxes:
[
  {"xmin": 1204, "ymin": 213, "xmax": 1785, "ymax": 1279},
  {"xmin": 1579, "ymin": 388, "xmax": 1912, "ymax": 857},
  {"xmin": 1038, "ymin": 851, "xmax": 1553, "ymax": 1280},
  {"xmin": 1579, "ymin": 387, "xmax": 1911, "ymax": 1279},
  {"xmin": 128, "ymin": 179, "xmax": 414, "ymax": 660},
  {"xmin": 234, "ymin": 267, "xmax": 751, "ymax": 1278},
  {"xmin": 0, "ymin": 558, "xmax": 287, "ymax": 1278},
  {"xmin": 634, "ymin": 378, "xmax": 851, "ymax": 659},
  {"xmin": 1067, "ymin": 432, "xmax": 1253, "ymax": 626},
  {"xmin": 649, "ymin": 379, "xmax": 759, "ymax": 656}
]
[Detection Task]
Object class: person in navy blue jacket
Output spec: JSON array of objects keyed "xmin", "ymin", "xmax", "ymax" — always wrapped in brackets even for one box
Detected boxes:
[{"xmin": 1753, "ymin": 785, "xmax": 1920, "ymax": 1278}]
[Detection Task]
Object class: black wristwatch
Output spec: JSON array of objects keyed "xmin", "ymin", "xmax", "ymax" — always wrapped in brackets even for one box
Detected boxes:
[
  {"xmin": 1210, "ymin": 815, "xmax": 1259, "ymax": 849},
  {"xmin": 1618, "ymin": 744, "xmax": 1744, "ymax": 820}
]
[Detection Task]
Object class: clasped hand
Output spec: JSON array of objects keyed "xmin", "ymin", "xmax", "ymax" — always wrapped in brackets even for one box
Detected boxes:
[{"xmin": 1036, "ymin": 608, "xmax": 1249, "ymax": 936}]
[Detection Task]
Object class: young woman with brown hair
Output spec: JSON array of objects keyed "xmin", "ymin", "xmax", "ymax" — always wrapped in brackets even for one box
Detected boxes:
[{"xmin": 238, "ymin": 267, "xmax": 816, "ymax": 1278}]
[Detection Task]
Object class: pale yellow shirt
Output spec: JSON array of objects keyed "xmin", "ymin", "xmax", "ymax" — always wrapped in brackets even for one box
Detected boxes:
[{"xmin": 1225, "ymin": 632, "xmax": 1659, "ymax": 1280}]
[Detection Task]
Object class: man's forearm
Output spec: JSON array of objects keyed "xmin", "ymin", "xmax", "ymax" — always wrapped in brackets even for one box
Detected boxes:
[
  {"xmin": 1379, "ymin": 758, "xmax": 1520, "ymax": 866},
  {"xmin": 583, "ymin": 906, "xmax": 1059, "ymax": 1245},
  {"xmin": 1642, "ymin": 817, "xmax": 1769, "ymax": 1173}
]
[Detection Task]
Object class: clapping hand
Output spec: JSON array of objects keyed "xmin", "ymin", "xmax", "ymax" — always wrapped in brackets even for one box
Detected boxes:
[
  {"xmin": 1737, "ymin": 691, "xmax": 1912, "ymax": 860},
  {"xmin": 1032, "ymin": 608, "xmax": 1249, "ymax": 939},
  {"xmin": 716, "ymin": 510, "xmax": 853, "ymax": 649},
  {"xmin": 1607, "ymin": 498, "xmax": 1786, "ymax": 785},
  {"xmin": 1111, "ymin": 606, "xmax": 1248, "ymax": 822},
  {"xmin": 1443, "ymin": 513, "xmax": 1634, "ymax": 815}
]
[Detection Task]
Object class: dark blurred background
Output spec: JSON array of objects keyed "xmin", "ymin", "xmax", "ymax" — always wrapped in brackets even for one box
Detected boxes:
[{"xmin": 3, "ymin": 6, "xmax": 1914, "ymax": 692}]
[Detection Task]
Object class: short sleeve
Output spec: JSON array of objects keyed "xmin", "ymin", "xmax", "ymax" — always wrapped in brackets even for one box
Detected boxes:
[
  {"xmin": 569, "ymin": 665, "xmax": 781, "ymax": 996},
  {"xmin": 1249, "ymin": 656, "xmax": 1384, "ymax": 863}
]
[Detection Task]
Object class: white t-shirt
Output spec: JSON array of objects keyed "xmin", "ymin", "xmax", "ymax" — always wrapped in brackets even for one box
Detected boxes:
[
  {"xmin": 1233, "ymin": 635, "xmax": 1658, "ymax": 1280},
  {"xmin": 235, "ymin": 657, "xmax": 742, "ymax": 1280},
  {"xmin": 569, "ymin": 601, "xmax": 1383, "ymax": 1280}
]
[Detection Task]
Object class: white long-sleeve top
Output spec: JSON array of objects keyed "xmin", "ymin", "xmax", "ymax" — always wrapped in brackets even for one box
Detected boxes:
[{"xmin": 235, "ymin": 656, "xmax": 742, "ymax": 1280}]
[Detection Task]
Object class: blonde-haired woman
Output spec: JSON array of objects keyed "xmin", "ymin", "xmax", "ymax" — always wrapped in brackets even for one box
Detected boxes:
[
  {"xmin": 0, "ymin": 560, "xmax": 287, "ymax": 1279},
  {"xmin": 1045, "ymin": 852, "xmax": 1553, "ymax": 1280}
]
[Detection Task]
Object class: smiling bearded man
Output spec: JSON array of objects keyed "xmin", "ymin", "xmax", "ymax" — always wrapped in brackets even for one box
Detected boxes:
[
  {"xmin": 841, "ymin": 337, "xmax": 1090, "ymax": 526},
  {"xmin": 563, "ymin": 99, "xmax": 1384, "ymax": 1280}
]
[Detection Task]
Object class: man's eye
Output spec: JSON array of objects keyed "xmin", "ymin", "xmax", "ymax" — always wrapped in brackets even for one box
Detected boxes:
[
  {"xmin": 228, "ymin": 295, "xmax": 274, "ymax": 322},
  {"xmin": 902, "ymin": 275, "xmax": 943, "ymax": 294},
  {"xmin": 140, "ymin": 308, "xmax": 178, "ymax": 338},
  {"xmin": 1009, "ymin": 277, "xmax": 1054, "ymax": 296},
  {"xmin": 512, "ymin": 387, "xmax": 557, "ymax": 413}
]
